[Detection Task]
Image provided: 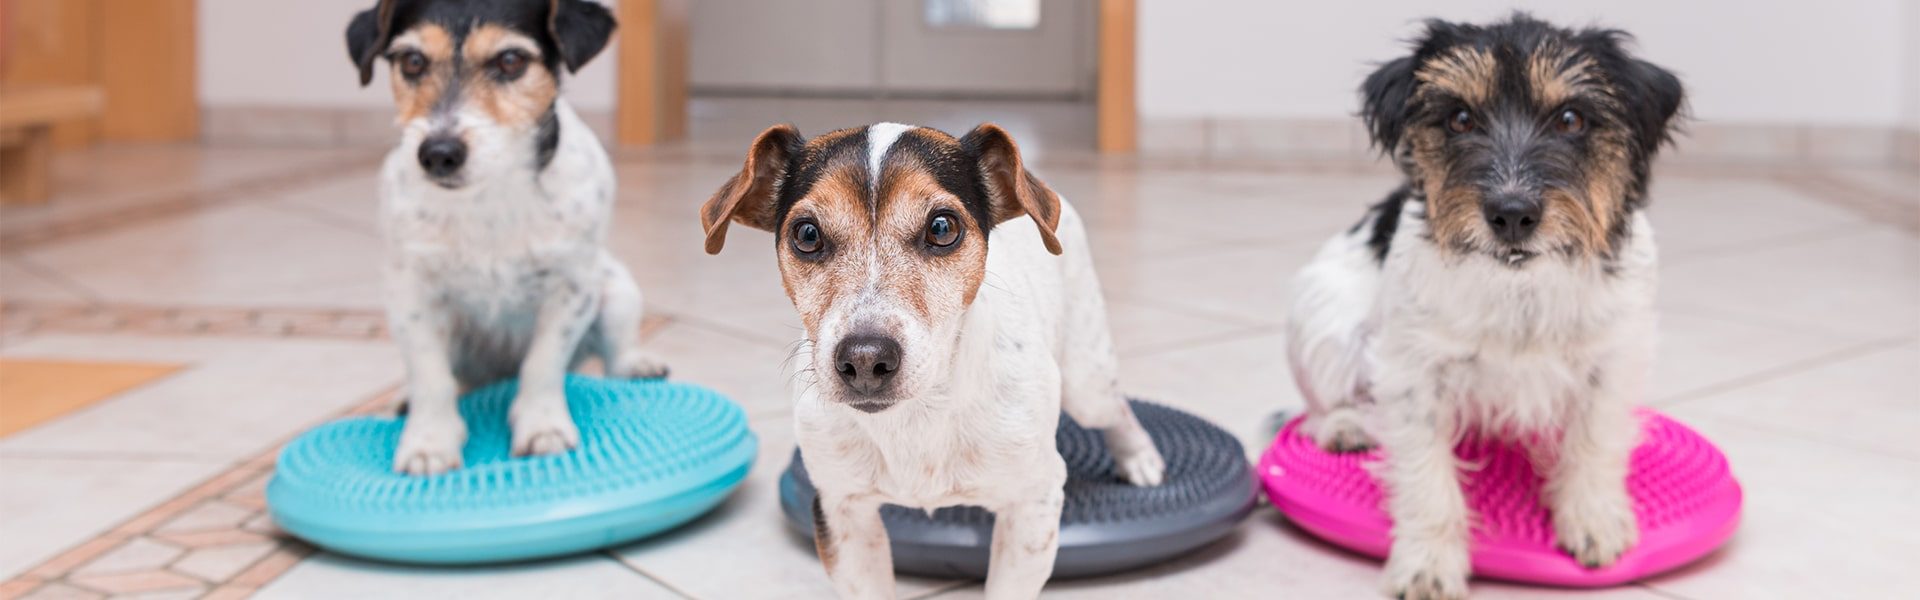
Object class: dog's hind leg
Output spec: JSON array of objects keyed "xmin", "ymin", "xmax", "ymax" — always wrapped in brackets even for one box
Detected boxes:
[
  {"xmin": 1287, "ymin": 228, "xmax": 1384, "ymax": 452},
  {"xmin": 1056, "ymin": 234, "xmax": 1164, "ymax": 487},
  {"xmin": 591, "ymin": 254, "xmax": 669, "ymax": 379}
]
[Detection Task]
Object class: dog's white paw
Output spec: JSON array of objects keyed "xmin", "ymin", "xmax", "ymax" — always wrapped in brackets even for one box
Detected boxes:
[
  {"xmin": 1382, "ymin": 536, "xmax": 1470, "ymax": 600},
  {"xmin": 1304, "ymin": 409, "xmax": 1376, "ymax": 453},
  {"xmin": 1553, "ymin": 486, "xmax": 1640, "ymax": 568},
  {"xmin": 394, "ymin": 414, "xmax": 466, "ymax": 476},
  {"xmin": 608, "ymin": 352, "xmax": 670, "ymax": 380},
  {"xmin": 1113, "ymin": 445, "xmax": 1167, "ymax": 487},
  {"xmin": 510, "ymin": 394, "xmax": 580, "ymax": 457}
]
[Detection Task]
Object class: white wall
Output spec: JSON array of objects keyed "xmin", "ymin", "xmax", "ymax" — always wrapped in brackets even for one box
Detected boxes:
[
  {"xmin": 1904, "ymin": 0, "xmax": 1920, "ymax": 132},
  {"xmin": 1140, "ymin": 0, "xmax": 1915, "ymax": 128},
  {"xmin": 197, "ymin": 0, "xmax": 617, "ymax": 111}
]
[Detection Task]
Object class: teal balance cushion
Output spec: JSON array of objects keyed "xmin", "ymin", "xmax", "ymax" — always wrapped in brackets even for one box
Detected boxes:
[{"xmin": 268, "ymin": 376, "xmax": 755, "ymax": 564}]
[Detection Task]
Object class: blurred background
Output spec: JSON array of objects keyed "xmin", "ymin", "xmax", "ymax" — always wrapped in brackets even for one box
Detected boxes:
[
  {"xmin": 0, "ymin": 1, "xmax": 1915, "ymax": 599},
  {"xmin": 5, "ymin": 0, "xmax": 1915, "ymax": 169}
]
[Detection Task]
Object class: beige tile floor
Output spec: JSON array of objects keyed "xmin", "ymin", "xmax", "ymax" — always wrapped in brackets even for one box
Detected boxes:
[{"xmin": 0, "ymin": 107, "xmax": 1916, "ymax": 599}]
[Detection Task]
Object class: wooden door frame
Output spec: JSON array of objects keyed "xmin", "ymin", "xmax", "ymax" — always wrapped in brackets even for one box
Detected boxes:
[
  {"xmin": 614, "ymin": 0, "xmax": 1137, "ymax": 152},
  {"xmin": 614, "ymin": 0, "xmax": 686, "ymax": 145}
]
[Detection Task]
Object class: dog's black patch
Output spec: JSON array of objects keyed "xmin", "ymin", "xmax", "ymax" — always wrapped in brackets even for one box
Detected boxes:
[
  {"xmin": 771, "ymin": 128, "xmax": 870, "ymax": 234},
  {"xmin": 898, "ymin": 128, "xmax": 997, "ymax": 245},
  {"xmin": 534, "ymin": 105, "xmax": 560, "ymax": 169},
  {"xmin": 1352, "ymin": 184, "xmax": 1413, "ymax": 265}
]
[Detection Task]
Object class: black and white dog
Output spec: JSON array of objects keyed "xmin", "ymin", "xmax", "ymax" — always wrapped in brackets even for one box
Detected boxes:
[
  {"xmin": 346, "ymin": 0, "xmax": 666, "ymax": 475},
  {"xmin": 1286, "ymin": 15, "xmax": 1684, "ymax": 599}
]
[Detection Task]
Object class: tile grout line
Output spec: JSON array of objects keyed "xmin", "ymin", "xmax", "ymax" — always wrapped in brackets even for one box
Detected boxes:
[
  {"xmin": 1658, "ymin": 335, "xmax": 1915, "ymax": 409},
  {"xmin": 1635, "ymin": 581, "xmax": 1700, "ymax": 600},
  {"xmin": 4, "ymin": 255, "xmax": 106, "ymax": 305},
  {"xmin": 254, "ymin": 200, "xmax": 382, "ymax": 240},
  {"xmin": 1657, "ymin": 222, "xmax": 1862, "ymax": 267},
  {"xmin": 904, "ymin": 579, "xmax": 980, "ymax": 600},
  {"xmin": 600, "ymin": 550, "xmax": 701, "ymax": 600}
]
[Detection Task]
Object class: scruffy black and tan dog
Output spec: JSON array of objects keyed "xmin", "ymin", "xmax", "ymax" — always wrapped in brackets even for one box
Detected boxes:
[{"xmin": 1286, "ymin": 14, "xmax": 1684, "ymax": 599}]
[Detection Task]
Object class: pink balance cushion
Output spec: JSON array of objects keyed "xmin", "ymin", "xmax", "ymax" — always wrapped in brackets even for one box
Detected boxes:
[{"xmin": 1258, "ymin": 410, "xmax": 1740, "ymax": 587}]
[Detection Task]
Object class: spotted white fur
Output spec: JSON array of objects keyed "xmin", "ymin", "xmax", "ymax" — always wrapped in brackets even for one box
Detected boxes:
[
  {"xmin": 381, "ymin": 99, "xmax": 666, "ymax": 475},
  {"xmin": 1288, "ymin": 201, "xmax": 1656, "ymax": 598},
  {"xmin": 790, "ymin": 125, "xmax": 1164, "ymax": 600}
]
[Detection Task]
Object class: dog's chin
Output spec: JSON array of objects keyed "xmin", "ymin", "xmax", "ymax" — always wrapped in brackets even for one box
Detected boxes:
[
  {"xmin": 1494, "ymin": 246, "xmax": 1538, "ymax": 267},
  {"xmin": 426, "ymin": 174, "xmax": 468, "ymax": 191},
  {"xmin": 842, "ymin": 398, "xmax": 899, "ymax": 413}
]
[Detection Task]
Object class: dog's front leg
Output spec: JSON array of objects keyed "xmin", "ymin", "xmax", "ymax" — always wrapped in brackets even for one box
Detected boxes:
[
  {"xmin": 509, "ymin": 274, "xmax": 598, "ymax": 456},
  {"xmin": 984, "ymin": 457, "xmax": 1067, "ymax": 600},
  {"xmin": 1376, "ymin": 377, "xmax": 1470, "ymax": 600},
  {"xmin": 814, "ymin": 493, "xmax": 895, "ymax": 600},
  {"xmin": 388, "ymin": 272, "xmax": 465, "ymax": 475},
  {"xmin": 1544, "ymin": 357, "xmax": 1643, "ymax": 568}
]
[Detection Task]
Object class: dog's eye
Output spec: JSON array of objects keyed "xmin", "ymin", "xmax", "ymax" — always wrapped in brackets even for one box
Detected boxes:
[
  {"xmin": 924, "ymin": 213, "xmax": 960, "ymax": 248},
  {"xmin": 791, "ymin": 220, "xmax": 824, "ymax": 255},
  {"xmin": 1447, "ymin": 109, "xmax": 1475, "ymax": 134},
  {"xmin": 493, "ymin": 50, "xmax": 530, "ymax": 79},
  {"xmin": 397, "ymin": 51, "xmax": 428, "ymax": 79},
  {"xmin": 1555, "ymin": 109, "xmax": 1586, "ymax": 134}
]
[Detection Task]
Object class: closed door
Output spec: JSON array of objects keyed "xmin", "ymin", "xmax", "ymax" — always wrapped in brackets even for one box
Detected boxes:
[{"xmin": 689, "ymin": 0, "xmax": 1089, "ymax": 99}]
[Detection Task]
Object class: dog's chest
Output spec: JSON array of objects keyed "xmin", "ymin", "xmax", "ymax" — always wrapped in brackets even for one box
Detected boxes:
[{"xmin": 386, "ymin": 184, "xmax": 602, "ymax": 296}]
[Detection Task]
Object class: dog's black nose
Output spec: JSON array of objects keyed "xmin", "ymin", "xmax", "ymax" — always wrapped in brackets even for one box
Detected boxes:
[
  {"xmin": 834, "ymin": 335, "xmax": 902, "ymax": 395},
  {"xmin": 417, "ymin": 137, "xmax": 467, "ymax": 178},
  {"xmin": 1484, "ymin": 196, "xmax": 1542, "ymax": 243}
]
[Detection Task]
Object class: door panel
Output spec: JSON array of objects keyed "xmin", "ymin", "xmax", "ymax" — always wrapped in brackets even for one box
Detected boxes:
[
  {"xmin": 689, "ymin": 0, "xmax": 879, "ymax": 94},
  {"xmin": 879, "ymin": 0, "xmax": 1087, "ymax": 98}
]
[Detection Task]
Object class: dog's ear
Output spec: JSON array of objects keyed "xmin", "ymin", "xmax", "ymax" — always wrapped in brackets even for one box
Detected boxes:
[
  {"xmin": 548, "ymin": 0, "xmax": 618, "ymax": 73},
  {"xmin": 961, "ymin": 123, "xmax": 1062, "ymax": 256},
  {"xmin": 1619, "ymin": 58, "xmax": 1685, "ymax": 156},
  {"xmin": 701, "ymin": 124, "xmax": 801, "ymax": 255},
  {"xmin": 346, "ymin": 0, "xmax": 401, "ymax": 87},
  {"xmin": 1360, "ymin": 55, "xmax": 1417, "ymax": 153}
]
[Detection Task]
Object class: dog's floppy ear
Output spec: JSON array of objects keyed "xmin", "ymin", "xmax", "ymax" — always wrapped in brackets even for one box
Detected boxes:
[
  {"xmin": 1619, "ymin": 58, "xmax": 1685, "ymax": 156},
  {"xmin": 701, "ymin": 124, "xmax": 801, "ymax": 255},
  {"xmin": 1360, "ymin": 55, "xmax": 1417, "ymax": 153},
  {"xmin": 961, "ymin": 123, "xmax": 1062, "ymax": 255},
  {"xmin": 548, "ymin": 0, "xmax": 618, "ymax": 73},
  {"xmin": 346, "ymin": 0, "xmax": 401, "ymax": 87}
]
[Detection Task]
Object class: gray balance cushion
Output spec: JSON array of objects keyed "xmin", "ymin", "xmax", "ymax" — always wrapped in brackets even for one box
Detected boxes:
[{"xmin": 778, "ymin": 399, "xmax": 1256, "ymax": 578}]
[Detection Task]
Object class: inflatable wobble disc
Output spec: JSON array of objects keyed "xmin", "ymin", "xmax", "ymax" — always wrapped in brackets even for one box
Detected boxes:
[
  {"xmin": 269, "ymin": 376, "xmax": 756, "ymax": 564},
  {"xmin": 780, "ymin": 399, "xmax": 1258, "ymax": 579},
  {"xmin": 1258, "ymin": 409, "xmax": 1741, "ymax": 587}
]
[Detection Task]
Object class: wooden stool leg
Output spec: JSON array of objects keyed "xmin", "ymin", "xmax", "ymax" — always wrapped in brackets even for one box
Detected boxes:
[{"xmin": 1, "ymin": 125, "xmax": 55, "ymax": 204}]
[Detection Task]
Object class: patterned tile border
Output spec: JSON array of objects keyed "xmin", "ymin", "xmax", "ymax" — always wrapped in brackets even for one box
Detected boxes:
[
  {"xmin": 0, "ymin": 301, "xmax": 388, "ymax": 342},
  {"xmin": 0, "ymin": 301, "xmax": 673, "ymax": 343},
  {"xmin": 0, "ymin": 388, "xmax": 396, "ymax": 600}
]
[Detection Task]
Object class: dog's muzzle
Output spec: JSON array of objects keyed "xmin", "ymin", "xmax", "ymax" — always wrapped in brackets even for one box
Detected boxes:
[
  {"xmin": 417, "ymin": 135, "xmax": 468, "ymax": 186},
  {"xmin": 832, "ymin": 334, "xmax": 901, "ymax": 411}
]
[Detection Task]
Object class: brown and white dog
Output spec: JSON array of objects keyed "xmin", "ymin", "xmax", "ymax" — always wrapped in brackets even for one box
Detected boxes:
[
  {"xmin": 1286, "ymin": 15, "xmax": 1684, "ymax": 599},
  {"xmin": 701, "ymin": 123, "xmax": 1165, "ymax": 599},
  {"xmin": 346, "ymin": 0, "xmax": 666, "ymax": 475}
]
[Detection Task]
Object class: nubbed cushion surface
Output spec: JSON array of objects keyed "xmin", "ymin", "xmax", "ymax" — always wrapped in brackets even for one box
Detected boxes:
[
  {"xmin": 269, "ymin": 376, "xmax": 756, "ymax": 564},
  {"xmin": 1259, "ymin": 409, "xmax": 1741, "ymax": 587},
  {"xmin": 780, "ymin": 400, "xmax": 1258, "ymax": 578}
]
